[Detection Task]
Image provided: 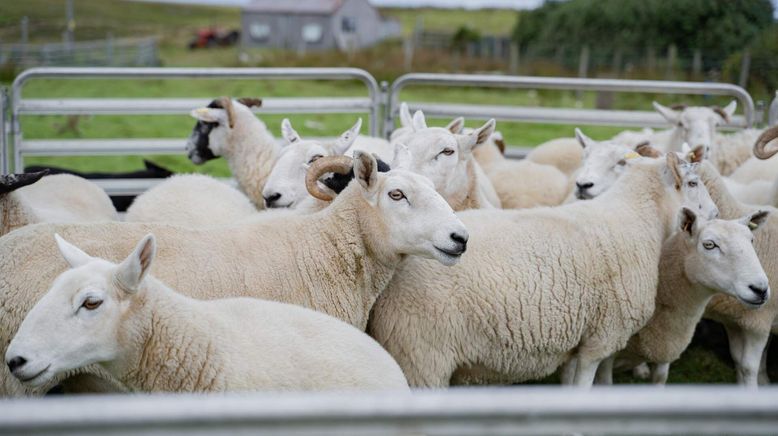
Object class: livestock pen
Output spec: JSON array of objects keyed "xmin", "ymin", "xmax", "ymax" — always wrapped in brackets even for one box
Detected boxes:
[{"xmin": 3, "ymin": 67, "xmax": 778, "ymax": 434}]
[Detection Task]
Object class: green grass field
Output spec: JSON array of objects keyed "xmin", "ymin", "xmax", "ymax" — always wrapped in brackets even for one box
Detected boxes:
[{"xmin": 1, "ymin": 0, "xmax": 763, "ymax": 385}]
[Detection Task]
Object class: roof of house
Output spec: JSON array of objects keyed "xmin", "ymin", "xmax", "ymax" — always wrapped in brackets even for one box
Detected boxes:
[{"xmin": 242, "ymin": 0, "xmax": 347, "ymax": 15}]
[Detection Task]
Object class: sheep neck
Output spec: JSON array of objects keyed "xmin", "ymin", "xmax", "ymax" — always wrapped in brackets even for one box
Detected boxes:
[
  {"xmin": 225, "ymin": 116, "xmax": 280, "ymax": 208},
  {"xmin": 448, "ymin": 160, "xmax": 481, "ymax": 211},
  {"xmin": 0, "ymin": 192, "xmax": 37, "ymax": 235},
  {"xmin": 625, "ymin": 234, "xmax": 713, "ymax": 364},
  {"xmin": 301, "ymin": 185, "xmax": 400, "ymax": 330},
  {"xmin": 472, "ymin": 142, "xmax": 503, "ymax": 171},
  {"xmin": 666, "ymin": 126, "xmax": 685, "ymax": 153},
  {"xmin": 107, "ymin": 281, "xmax": 227, "ymax": 393}
]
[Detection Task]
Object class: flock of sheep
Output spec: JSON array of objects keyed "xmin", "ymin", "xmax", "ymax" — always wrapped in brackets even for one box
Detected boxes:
[{"xmin": 2, "ymin": 94, "xmax": 778, "ymax": 397}]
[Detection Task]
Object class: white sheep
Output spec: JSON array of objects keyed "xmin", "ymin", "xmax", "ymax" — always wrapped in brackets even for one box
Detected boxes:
[
  {"xmin": 186, "ymin": 97, "xmax": 278, "ymax": 207},
  {"xmin": 0, "ymin": 152, "xmax": 466, "ymax": 396},
  {"xmin": 125, "ymin": 174, "xmax": 258, "ymax": 227},
  {"xmin": 261, "ymin": 118, "xmax": 361, "ymax": 210},
  {"xmin": 5, "ymin": 233, "xmax": 409, "ymax": 392},
  {"xmin": 393, "ymin": 109, "xmax": 501, "ymax": 210},
  {"xmin": 729, "ymin": 125, "xmax": 778, "ymax": 185},
  {"xmin": 472, "ymin": 132, "xmax": 571, "ymax": 209},
  {"xmin": 391, "ymin": 102, "xmax": 465, "ymax": 143},
  {"xmin": 368, "ymin": 153, "xmax": 716, "ymax": 388},
  {"xmin": 695, "ymin": 162, "xmax": 778, "ymax": 386},
  {"xmin": 602, "ymin": 207, "xmax": 770, "ymax": 385},
  {"xmin": 525, "ymin": 137, "xmax": 584, "ymax": 177},
  {"xmin": 0, "ymin": 171, "xmax": 117, "ymax": 236}
]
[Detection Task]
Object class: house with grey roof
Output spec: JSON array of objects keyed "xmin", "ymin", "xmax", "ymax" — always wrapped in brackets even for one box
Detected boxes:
[{"xmin": 241, "ymin": 0, "xmax": 401, "ymax": 51}]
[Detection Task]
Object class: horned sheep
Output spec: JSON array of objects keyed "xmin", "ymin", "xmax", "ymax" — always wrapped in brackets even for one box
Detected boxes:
[
  {"xmin": 0, "ymin": 152, "xmax": 467, "ymax": 396},
  {"xmin": 6, "ymin": 234, "xmax": 409, "ymax": 392}
]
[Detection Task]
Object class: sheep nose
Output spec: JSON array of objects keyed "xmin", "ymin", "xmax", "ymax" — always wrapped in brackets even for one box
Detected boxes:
[
  {"xmin": 576, "ymin": 182, "xmax": 594, "ymax": 191},
  {"xmin": 749, "ymin": 284, "xmax": 769, "ymax": 300},
  {"xmin": 6, "ymin": 356, "xmax": 27, "ymax": 373},
  {"xmin": 263, "ymin": 193, "xmax": 282, "ymax": 208},
  {"xmin": 450, "ymin": 232, "xmax": 468, "ymax": 253}
]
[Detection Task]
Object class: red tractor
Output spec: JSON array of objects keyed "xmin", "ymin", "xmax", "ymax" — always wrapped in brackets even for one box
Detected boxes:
[{"xmin": 188, "ymin": 28, "xmax": 240, "ymax": 49}]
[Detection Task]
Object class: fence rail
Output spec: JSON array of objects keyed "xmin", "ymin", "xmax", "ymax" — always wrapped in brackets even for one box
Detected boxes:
[
  {"xmin": 1, "ymin": 387, "xmax": 778, "ymax": 435},
  {"xmin": 1, "ymin": 87, "xmax": 7, "ymax": 175},
  {"xmin": 10, "ymin": 67, "xmax": 381, "ymax": 194},
  {"xmin": 0, "ymin": 37, "xmax": 158, "ymax": 68},
  {"xmin": 386, "ymin": 73, "xmax": 756, "ymax": 145}
]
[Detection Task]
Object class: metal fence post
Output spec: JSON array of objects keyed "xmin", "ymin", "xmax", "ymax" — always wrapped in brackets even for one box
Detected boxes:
[{"xmin": 0, "ymin": 87, "xmax": 7, "ymax": 175}]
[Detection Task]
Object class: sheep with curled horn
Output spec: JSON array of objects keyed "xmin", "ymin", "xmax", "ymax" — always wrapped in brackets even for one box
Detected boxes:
[{"xmin": 0, "ymin": 152, "xmax": 467, "ymax": 396}]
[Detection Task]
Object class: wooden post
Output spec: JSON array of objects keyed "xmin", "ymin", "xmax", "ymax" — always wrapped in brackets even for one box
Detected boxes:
[
  {"xmin": 403, "ymin": 37, "xmax": 414, "ymax": 72},
  {"xmin": 509, "ymin": 42, "xmax": 519, "ymax": 74},
  {"xmin": 612, "ymin": 47, "xmax": 622, "ymax": 77},
  {"xmin": 692, "ymin": 49, "xmax": 702, "ymax": 77},
  {"xmin": 577, "ymin": 45, "xmax": 590, "ymax": 78},
  {"xmin": 665, "ymin": 44, "xmax": 677, "ymax": 79},
  {"xmin": 646, "ymin": 46, "xmax": 656, "ymax": 72},
  {"xmin": 738, "ymin": 49, "xmax": 751, "ymax": 88}
]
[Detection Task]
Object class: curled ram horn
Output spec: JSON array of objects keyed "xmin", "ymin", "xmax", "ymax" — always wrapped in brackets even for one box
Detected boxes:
[
  {"xmin": 236, "ymin": 97, "xmax": 263, "ymax": 108},
  {"xmin": 213, "ymin": 96, "xmax": 236, "ymax": 128},
  {"xmin": 753, "ymin": 125, "xmax": 778, "ymax": 160},
  {"xmin": 305, "ymin": 155, "xmax": 353, "ymax": 202}
]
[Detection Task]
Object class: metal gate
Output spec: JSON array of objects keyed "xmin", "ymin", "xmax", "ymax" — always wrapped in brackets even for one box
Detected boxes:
[
  {"xmin": 386, "ymin": 73, "xmax": 756, "ymax": 156},
  {"xmin": 10, "ymin": 67, "xmax": 381, "ymax": 195},
  {"xmin": 0, "ymin": 87, "xmax": 8, "ymax": 175}
]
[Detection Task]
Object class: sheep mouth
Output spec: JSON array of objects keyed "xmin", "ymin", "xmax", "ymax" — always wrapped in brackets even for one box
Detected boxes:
[
  {"xmin": 18, "ymin": 365, "xmax": 51, "ymax": 384},
  {"xmin": 739, "ymin": 296, "xmax": 767, "ymax": 308},
  {"xmin": 576, "ymin": 191, "xmax": 594, "ymax": 200},
  {"xmin": 434, "ymin": 246, "xmax": 464, "ymax": 258}
]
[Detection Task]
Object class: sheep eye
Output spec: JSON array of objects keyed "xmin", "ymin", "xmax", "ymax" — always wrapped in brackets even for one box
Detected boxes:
[
  {"xmin": 702, "ymin": 241, "xmax": 716, "ymax": 250},
  {"xmin": 617, "ymin": 159, "xmax": 627, "ymax": 166},
  {"xmin": 439, "ymin": 148, "xmax": 455, "ymax": 156},
  {"xmin": 307, "ymin": 155, "xmax": 323, "ymax": 164},
  {"xmin": 688, "ymin": 181, "xmax": 698, "ymax": 187},
  {"xmin": 82, "ymin": 298, "xmax": 103, "ymax": 311},
  {"xmin": 388, "ymin": 189, "xmax": 405, "ymax": 201}
]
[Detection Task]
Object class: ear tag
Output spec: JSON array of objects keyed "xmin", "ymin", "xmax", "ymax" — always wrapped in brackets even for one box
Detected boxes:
[
  {"xmin": 194, "ymin": 108, "xmax": 209, "ymax": 115},
  {"xmin": 748, "ymin": 222, "xmax": 758, "ymax": 231},
  {"xmin": 624, "ymin": 151, "xmax": 640, "ymax": 160}
]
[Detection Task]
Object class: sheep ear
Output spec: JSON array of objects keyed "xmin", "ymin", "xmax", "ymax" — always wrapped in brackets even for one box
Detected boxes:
[
  {"xmin": 688, "ymin": 145, "xmax": 705, "ymax": 163},
  {"xmin": 574, "ymin": 128, "xmax": 595, "ymax": 149},
  {"xmin": 459, "ymin": 119, "xmax": 496, "ymax": 155},
  {"xmin": 740, "ymin": 210, "xmax": 770, "ymax": 232},
  {"xmin": 55, "ymin": 234, "xmax": 94, "ymax": 268},
  {"xmin": 412, "ymin": 110, "xmax": 427, "ymax": 131},
  {"xmin": 653, "ymin": 101, "xmax": 680, "ymax": 124},
  {"xmin": 679, "ymin": 207, "xmax": 699, "ymax": 237},
  {"xmin": 720, "ymin": 100, "xmax": 737, "ymax": 121},
  {"xmin": 190, "ymin": 107, "xmax": 226, "ymax": 124},
  {"xmin": 445, "ymin": 117, "xmax": 465, "ymax": 134},
  {"xmin": 634, "ymin": 142, "xmax": 661, "ymax": 158},
  {"xmin": 116, "ymin": 234, "xmax": 156, "ymax": 294},
  {"xmin": 333, "ymin": 118, "xmax": 361, "ymax": 155},
  {"xmin": 399, "ymin": 102, "xmax": 413, "ymax": 128},
  {"xmin": 353, "ymin": 151, "xmax": 379, "ymax": 203},
  {"xmin": 281, "ymin": 119, "xmax": 301, "ymax": 144},
  {"xmin": 666, "ymin": 152, "xmax": 683, "ymax": 189}
]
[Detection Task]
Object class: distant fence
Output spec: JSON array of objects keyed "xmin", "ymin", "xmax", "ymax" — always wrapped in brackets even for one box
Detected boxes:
[
  {"xmin": 0, "ymin": 87, "xmax": 7, "ymax": 175},
  {"xmin": 2, "ymin": 387, "xmax": 778, "ymax": 435},
  {"xmin": 9, "ymin": 67, "xmax": 381, "ymax": 195},
  {"xmin": 0, "ymin": 37, "xmax": 159, "ymax": 68}
]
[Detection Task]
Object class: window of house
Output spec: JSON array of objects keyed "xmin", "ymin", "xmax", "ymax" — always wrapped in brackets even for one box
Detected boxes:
[
  {"xmin": 302, "ymin": 23, "xmax": 323, "ymax": 43},
  {"xmin": 249, "ymin": 22, "xmax": 271, "ymax": 41},
  {"xmin": 342, "ymin": 17, "xmax": 356, "ymax": 33}
]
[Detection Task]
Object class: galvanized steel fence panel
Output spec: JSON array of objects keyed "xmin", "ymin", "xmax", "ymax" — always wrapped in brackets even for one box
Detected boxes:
[
  {"xmin": 2, "ymin": 387, "xmax": 778, "ymax": 435},
  {"xmin": 386, "ymin": 73, "xmax": 756, "ymax": 148},
  {"xmin": 11, "ymin": 67, "xmax": 381, "ymax": 195},
  {"xmin": 0, "ymin": 87, "xmax": 7, "ymax": 175}
]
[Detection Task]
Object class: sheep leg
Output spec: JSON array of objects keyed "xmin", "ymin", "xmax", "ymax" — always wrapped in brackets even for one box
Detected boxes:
[
  {"xmin": 724, "ymin": 324, "xmax": 745, "ymax": 375},
  {"xmin": 650, "ymin": 362, "xmax": 669, "ymax": 385},
  {"xmin": 757, "ymin": 335, "xmax": 771, "ymax": 386},
  {"xmin": 737, "ymin": 330, "xmax": 770, "ymax": 388},
  {"xmin": 632, "ymin": 362, "xmax": 651, "ymax": 380},
  {"xmin": 594, "ymin": 355, "xmax": 614, "ymax": 385},
  {"xmin": 560, "ymin": 357, "xmax": 577, "ymax": 385},
  {"xmin": 573, "ymin": 357, "xmax": 602, "ymax": 387}
]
